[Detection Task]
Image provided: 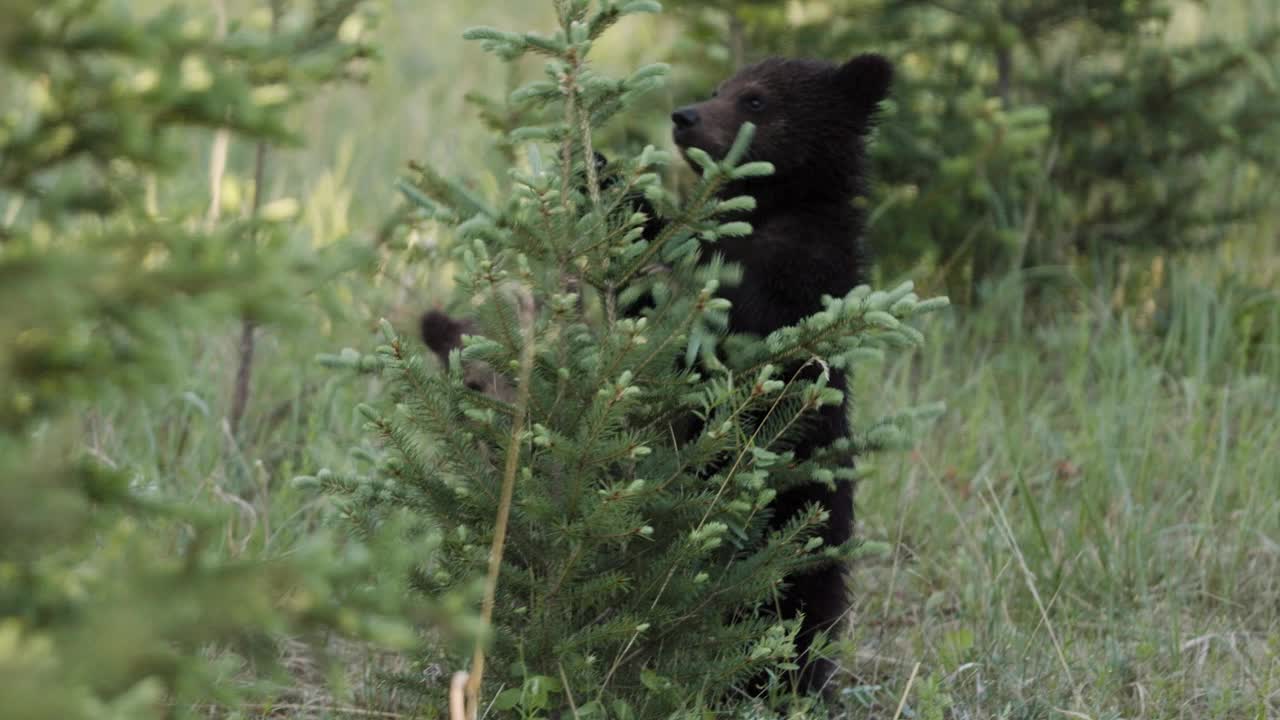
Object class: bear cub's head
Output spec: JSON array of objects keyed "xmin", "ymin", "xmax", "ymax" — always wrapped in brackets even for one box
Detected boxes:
[
  {"xmin": 671, "ymin": 54, "xmax": 893, "ymax": 197},
  {"xmin": 421, "ymin": 309, "xmax": 517, "ymax": 403}
]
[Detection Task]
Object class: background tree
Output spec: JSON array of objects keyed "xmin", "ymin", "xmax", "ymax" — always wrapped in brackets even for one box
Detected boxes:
[
  {"xmin": 657, "ymin": 0, "xmax": 1280, "ymax": 305},
  {"xmin": 0, "ymin": 2, "xmax": 471, "ymax": 717}
]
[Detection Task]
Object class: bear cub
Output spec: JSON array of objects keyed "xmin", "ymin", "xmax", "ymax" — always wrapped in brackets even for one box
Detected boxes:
[
  {"xmin": 421, "ymin": 53, "xmax": 894, "ymax": 696},
  {"xmin": 665, "ymin": 53, "xmax": 893, "ymax": 694}
]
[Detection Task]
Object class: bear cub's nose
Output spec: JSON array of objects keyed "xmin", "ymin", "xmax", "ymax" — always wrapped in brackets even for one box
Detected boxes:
[{"xmin": 671, "ymin": 107, "xmax": 700, "ymax": 129}]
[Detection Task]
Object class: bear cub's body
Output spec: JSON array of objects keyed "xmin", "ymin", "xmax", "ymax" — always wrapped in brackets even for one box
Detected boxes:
[
  {"xmin": 667, "ymin": 53, "xmax": 893, "ymax": 694},
  {"xmin": 421, "ymin": 53, "xmax": 894, "ymax": 697}
]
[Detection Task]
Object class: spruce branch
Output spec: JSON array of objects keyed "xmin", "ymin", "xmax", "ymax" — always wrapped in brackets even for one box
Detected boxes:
[
  {"xmin": 612, "ymin": 123, "xmax": 762, "ymax": 288},
  {"xmin": 596, "ymin": 352, "xmax": 814, "ymax": 701}
]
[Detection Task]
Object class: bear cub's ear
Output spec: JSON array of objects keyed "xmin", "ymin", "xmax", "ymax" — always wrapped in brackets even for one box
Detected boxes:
[
  {"xmin": 837, "ymin": 53, "xmax": 894, "ymax": 111},
  {"xmin": 421, "ymin": 309, "xmax": 472, "ymax": 360}
]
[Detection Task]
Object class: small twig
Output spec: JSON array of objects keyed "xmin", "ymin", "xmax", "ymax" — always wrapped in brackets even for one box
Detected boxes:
[
  {"xmin": 577, "ymin": 105, "xmax": 601, "ymax": 213},
  {"xmin": 229, "ymin": 0, "xmax": 281, "ymax": 438},
  {"xmin": 451, "ymin": 671, "xmax": 470, "ymax": 720},
  {"xmin": 558, "ymin": 663, "xmax": 581, "ymax": 719},
  {"xmin": 891, "ymin": 661, "xmax": 921, "ymax": 720},
  {"xmin": 728, "ymin": 12, "xmax": 746, "ymax": 70},
  {"xmin": 210, "ymin": 481, "xmax": 258, "ymax": 556},
  {"xmin": 980, "ymin": 479, "xmax": 1079, "ymax": 704},
  {"xmin": 464, "ymin": 285, "xmax": 538, "ymax": 720},
  {"xmin": 559, "ymin": 62, "xmax": 578, "ymax": 222},
  {"xmin": 229, "ymin": 320, "xmax": 258, "ymax": 437}
]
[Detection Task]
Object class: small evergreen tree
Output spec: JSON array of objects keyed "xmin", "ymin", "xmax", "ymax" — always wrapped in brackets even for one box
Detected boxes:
[
  {"xmin": 0, "ymin": 2, "xmax": 465, "ymax": 717},
  {"xmin": 316, "ymin": 0, "xmax": 947, "ymax": 716}
]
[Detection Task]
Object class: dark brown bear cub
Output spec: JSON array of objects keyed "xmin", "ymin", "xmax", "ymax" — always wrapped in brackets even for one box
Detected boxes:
[
  {"xmin": 420, "ymin": 53, "xmax": 894, "ymax": 698},
  {"xmin": 669, "ymin": 53, "xmax": 893, "ymax": 694}
]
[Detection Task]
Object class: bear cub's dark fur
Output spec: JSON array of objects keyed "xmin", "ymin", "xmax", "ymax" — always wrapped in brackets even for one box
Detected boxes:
[
  {"xmin": 667, "ymin": 53, "xmax": 892, "ymax": 694},
  {"xmin": 421, "ymin": 53, "xmax": 894, "ymax": 696}
]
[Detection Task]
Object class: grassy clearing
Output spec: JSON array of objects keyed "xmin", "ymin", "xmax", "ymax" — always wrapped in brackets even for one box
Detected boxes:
[
  {"xmin": 847, "ymin": 263, "xmax": 1280, "ymax": 718},
  {"xmin": 91, "ymin": 2, "xmax": 1279, "ymax": 717}
]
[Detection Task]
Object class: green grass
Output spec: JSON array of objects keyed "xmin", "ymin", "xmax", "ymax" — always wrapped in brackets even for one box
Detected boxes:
[
  {"xmin": 91, "ymin": 1, "xmax": 1280, "ymax": 717},
  {"xmin": 845, "ymin": 266, "xmax": 1280, "ymax": 718}
]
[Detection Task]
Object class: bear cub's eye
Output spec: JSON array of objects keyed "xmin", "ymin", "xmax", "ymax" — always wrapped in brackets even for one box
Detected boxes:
[{"xmin": 742, "ymin": 94, "xmax": 766, "ymax": 112}]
